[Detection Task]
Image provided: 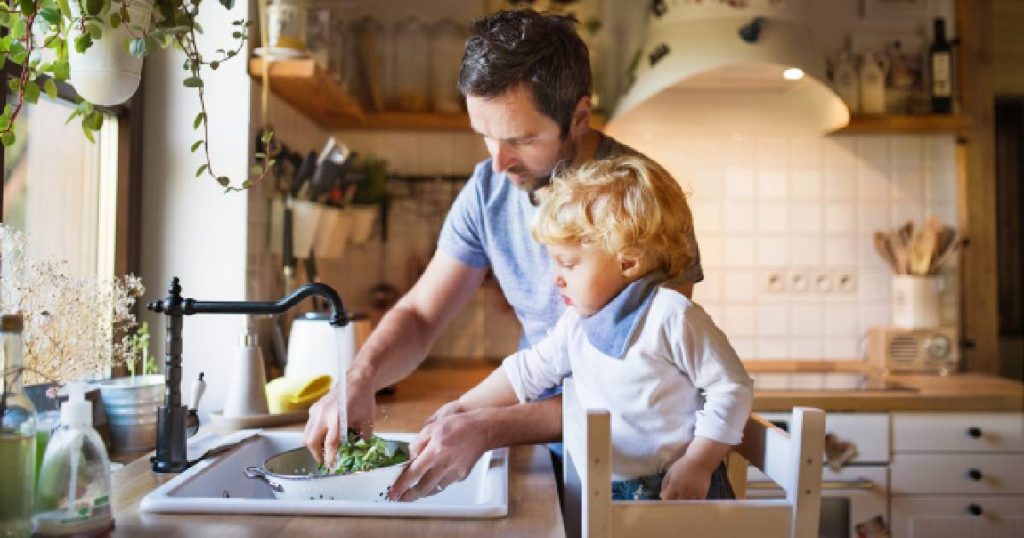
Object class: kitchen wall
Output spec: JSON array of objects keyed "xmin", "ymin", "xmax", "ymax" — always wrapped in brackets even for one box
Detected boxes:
[
  {"xmin": 141, "ymin": 0, "xmax": 253, "ymax": 418},
  {"xmin": 255, "ymin": 94, "xmax": 519, "ymax": 359},
  {"xmin": 608, "ymin": 125, "xmax": 960, "ymax": 360},
  {"xmin": 304, "ymin": 128, "xmax": 961, "ymax": 361},
  {"xmin": 251, "ymin": 0, "xmax": 964, "ymax": 363}
]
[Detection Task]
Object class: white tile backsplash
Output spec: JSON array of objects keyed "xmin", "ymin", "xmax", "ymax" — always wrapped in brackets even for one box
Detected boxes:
[
  {"xmin": 305, "ymin": 128, "xmax": 960, "ymax": 361},
  {"xmin": 724, "ymin": 236, "xmax": 756, "ymax": 267},
  {"xmin": 789, "ymin": 168, "xmax": 822, "ymax": 200},
  {"xmin": 756, "ymin": 236, "xmax": 789, "ymax": 267},
  {"xmin": 757, "ymin": 169, "xmax": 788, "ymax": 200},
  {"xmin": 723, "ymin": 305, "xmax": 757, "ymax": 337},
  {"xmin": 824, "ymin": 168, "xmax": 858, "ymax": 200},
  {"xmin": 691, "ymin": 202, "xmax": 722, "ymax": 234},
  {"xmin": 723, "ymin": 270, "xmax": 757, "ymax": 303},
  {"xmin": 758, "ymin": 203, "xmax": 788, "ymax": 233},
  {"xmin": 724, "ymin": 201, "xmax": 755, "ymax": 233},
  {"xmin": 725, "ymin": 167, "xmax": 756, "ymax": 199},
  {"xmin": 758, "ymin": 305, "xmax": 789, "ymax": 337},
  {"xmin": 825, "ymin": 203, "xmax": 857, "ymax": 233}
]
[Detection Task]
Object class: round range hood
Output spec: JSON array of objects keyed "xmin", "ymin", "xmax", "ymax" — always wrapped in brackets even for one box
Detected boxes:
[{"xmin": 610, "ymin": 0, "xmax": 850, "ymax": 134}]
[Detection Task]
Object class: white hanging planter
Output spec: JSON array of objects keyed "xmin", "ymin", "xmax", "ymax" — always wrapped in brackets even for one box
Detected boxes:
[{"xmin": 68, "ymin": 0, "xmax": 154, "ymax": 106}]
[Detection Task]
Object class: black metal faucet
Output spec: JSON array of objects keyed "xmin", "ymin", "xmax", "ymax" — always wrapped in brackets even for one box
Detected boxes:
[{"xmin": 146, "ymin": 277, "xmax": 349, "ymax": 473}]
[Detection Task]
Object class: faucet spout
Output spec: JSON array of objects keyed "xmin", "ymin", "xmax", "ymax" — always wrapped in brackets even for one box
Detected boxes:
[{"xmin": 145, "ymin": 277, "xmax": 350, "ymax": 473}]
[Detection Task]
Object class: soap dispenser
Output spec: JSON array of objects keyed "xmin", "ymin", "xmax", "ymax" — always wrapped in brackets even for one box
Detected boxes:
[
  {"xmin": 33, "ymin": 382, "xmax": 114, "ymax": 537},
  {"xmin": 222, "ymin": 324, "xmax": 269, "ymax": 418}
]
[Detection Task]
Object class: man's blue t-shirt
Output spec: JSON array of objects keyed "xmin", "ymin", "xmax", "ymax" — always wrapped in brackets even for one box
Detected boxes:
[{"xmin": 437, "ymin": 132, "xmax": 704, "ymax": 351}]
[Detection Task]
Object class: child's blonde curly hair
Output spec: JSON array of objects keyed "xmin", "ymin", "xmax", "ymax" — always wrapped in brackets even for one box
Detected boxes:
[{"xmin": 531, "ymin": 155, "xmax": 694, "ymax": 278}]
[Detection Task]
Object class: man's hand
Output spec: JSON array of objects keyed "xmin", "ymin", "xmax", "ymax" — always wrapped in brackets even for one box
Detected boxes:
[
  {"xmin": 423, "ymin": 400, "xmax": 465, "ymax": 427},
  {"xmin": 303, "ymin": 373, "xmax": 378, "ymax": 467},
  {"xmin": 660, "ymin": 455, "xmax": 716, "ymax": 500},
  {"xmin": 387, "ymin": 406, "xmax": 489, "ymax": 502}
]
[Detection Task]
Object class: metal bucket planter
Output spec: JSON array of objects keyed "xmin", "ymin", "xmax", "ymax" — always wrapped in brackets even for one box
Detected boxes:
[{"xmin": 98, "ymin": 375, "xmax": 163, "ymax": 452}]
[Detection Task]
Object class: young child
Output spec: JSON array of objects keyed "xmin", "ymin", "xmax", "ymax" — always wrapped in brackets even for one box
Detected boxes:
[{"xmin": 451, "ymin": 155, "xmax": 753, "ymax": 501}]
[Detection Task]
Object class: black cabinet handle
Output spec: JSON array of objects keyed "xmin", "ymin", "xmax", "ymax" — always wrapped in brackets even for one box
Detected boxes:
[
  {"xmin": 968, "ymin": 468, "xmax": 983, "ymax": 481},
  {"xmin": 967, "ymin": 426, "xmax": 983, "ymax": 438},
  {"xmin": 968, "ymin": 504, "xmax": 983, "ymax": 516}
]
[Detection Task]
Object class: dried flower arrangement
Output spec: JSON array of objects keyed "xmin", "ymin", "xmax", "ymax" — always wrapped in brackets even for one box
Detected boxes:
[{"xmin": 0, "ymin": 225, "xmax": 145, "ymax": 385}]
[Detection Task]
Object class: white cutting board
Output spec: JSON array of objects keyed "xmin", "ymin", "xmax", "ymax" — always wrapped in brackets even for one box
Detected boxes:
[{"xmin": 140, "ymin": 432, "xmax": 508, "ymax": 518}]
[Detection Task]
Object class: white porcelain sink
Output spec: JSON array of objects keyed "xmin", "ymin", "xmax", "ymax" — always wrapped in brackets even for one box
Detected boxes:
[{"xmin": 140, "ymin": 431, "xmax": 508, "ymax": 518}]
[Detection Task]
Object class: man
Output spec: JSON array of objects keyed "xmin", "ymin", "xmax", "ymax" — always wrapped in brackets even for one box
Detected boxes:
[{"xmin": 304, "ymin": 9, "xmax": 703, "ymax": 502}]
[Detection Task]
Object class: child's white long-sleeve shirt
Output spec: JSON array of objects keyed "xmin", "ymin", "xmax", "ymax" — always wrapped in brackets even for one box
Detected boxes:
[{"xmin": 502, "ymin": 287, "xmax": 753, "ymax": 480}]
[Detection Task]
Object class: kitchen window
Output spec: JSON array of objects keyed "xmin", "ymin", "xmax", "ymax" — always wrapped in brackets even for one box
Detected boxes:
[{"xmin": 0, "ymin": 65, "xmax": 142, "ymax": 278}]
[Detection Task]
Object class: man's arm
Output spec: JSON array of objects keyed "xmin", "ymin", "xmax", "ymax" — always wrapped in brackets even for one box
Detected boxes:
[
  {"xmin": 353, "ymin": 252, "xmax": 488, "ymax": 389},
  {"xmin": 389, "ymin": 396, "xmax": 563, "ymax": 501},
  {"xmin": 304, "ymin": 252, "xmax": 486, "ymax": 465}
]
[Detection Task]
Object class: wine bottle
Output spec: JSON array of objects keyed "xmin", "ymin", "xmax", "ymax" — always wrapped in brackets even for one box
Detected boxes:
[{"xmin": 929, "ymin": 17, "xmax": 953, "ymax": 114}]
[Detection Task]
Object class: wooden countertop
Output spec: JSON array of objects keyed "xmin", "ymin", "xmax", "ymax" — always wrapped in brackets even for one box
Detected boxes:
[
  {"xmin": 108, "ymin": 364, "xmax": 1021, "ymax": 535},
  {"xmin": 108, "ymin": 368, "xmax": 564, "ymax": 537},
  {"xmin": 740, "ymin": 360, "xmax": 1024, "ymax": 412},
  {"xmin": 412, "ymin": 361, "xmax": 1023, "ymax": 413},
  {"xmin": 752, "ymin": 372, "xmax": 1024, "ymax": 412}
]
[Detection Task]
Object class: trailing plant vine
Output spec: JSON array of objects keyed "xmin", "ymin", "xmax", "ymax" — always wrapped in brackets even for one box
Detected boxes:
[{"xmin": 0, "ymin": 0, "xmax": 274, "ymax": 191}]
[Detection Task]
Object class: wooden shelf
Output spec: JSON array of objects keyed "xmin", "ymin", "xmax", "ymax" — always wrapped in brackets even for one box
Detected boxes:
[
  {"xmin": 249, "ymin": 58, "xmax": 366, "ymax": 126},
  {"xmin": 834, "ymin": 113, "xmax": 972, "ymax": 134},
  {"xmin": 250, "ymin": 57, "xmax": 606, "ymax": 131}
]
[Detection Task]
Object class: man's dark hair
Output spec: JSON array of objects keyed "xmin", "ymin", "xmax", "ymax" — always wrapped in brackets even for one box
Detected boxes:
[{"xmin": 459, "ymin": 10, "xmax": 591, "ymax": 139}]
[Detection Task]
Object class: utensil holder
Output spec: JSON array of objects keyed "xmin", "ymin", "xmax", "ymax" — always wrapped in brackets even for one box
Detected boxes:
[
  {"xmin": 289, "ymin": 199, "xmax": 324, "ymax": 257},
  {"xmin": 349, "ymin": 204, "xmax": 379, "ymax": 245},
  {"xmin": 315, "ymin": 206, "xmax": 353, "ymax": 259},
  {"xmin": 891, "ymin": 275, "xmax": 942, "ymax": 329}
]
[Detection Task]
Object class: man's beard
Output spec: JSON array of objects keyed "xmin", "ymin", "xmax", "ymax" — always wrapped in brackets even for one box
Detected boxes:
[{"xmin": 512, "ymin": 137, "xmax": 579, "ymax": 194}]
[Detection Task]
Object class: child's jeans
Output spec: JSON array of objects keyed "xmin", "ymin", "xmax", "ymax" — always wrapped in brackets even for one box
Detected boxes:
[{"xmin": 611, "ymin": 462, "xmax": 735, "ymax": 501}]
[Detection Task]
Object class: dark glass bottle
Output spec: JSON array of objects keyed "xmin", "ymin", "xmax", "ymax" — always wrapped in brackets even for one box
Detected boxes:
[{"xmin": 929, "ymin": 18, "xmax": 953, "ymax": 114}]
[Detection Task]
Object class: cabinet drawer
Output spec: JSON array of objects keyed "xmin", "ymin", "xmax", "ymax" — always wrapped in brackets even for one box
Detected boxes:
[
  {"xmin": 890, "ymin": 496, "xmax": 1024, "ymax": 538},
  {"xmin": 891, "ymin": 454, "xmax": 1024, "ymax": 495},
  {"xmin": 893, "ymin": 413, "xmax": 1024, "ymax": 453}
]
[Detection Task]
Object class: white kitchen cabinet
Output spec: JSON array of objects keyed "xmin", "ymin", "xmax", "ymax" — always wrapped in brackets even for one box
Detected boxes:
[
  {"xmin": 890, "ymin": 497, "xmax": 1024, "ymax": 538},
  {"xmin": 891, "ymin": 413, "xmax": 1024, "ymax": 538},
  {"xmin": 893, "ymin": 413, "xmax": 1024, "ymax": 452}
]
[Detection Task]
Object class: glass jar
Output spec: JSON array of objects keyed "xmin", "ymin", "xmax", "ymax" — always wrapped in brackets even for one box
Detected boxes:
[
  {"xmin": 391, "ymin": 16, "xmax": 431, "ymax": 112},
  {"xmin": 267, "ymin": 0, "xmax": 307, "ymax": 52},
  {"xmin": 0, "ymin": 314, "xmax": 37, "ymax": 537},
  {"xmin": 351, "ymin": 16, "xmax": 391, "ymax": 112},
  {"xmin": 430, "ymin": 19, "xmax": 468, "ymax": 113},
  {"xmin": 327, "ymin": 3, "xmax": 355, "ymax": 86}
]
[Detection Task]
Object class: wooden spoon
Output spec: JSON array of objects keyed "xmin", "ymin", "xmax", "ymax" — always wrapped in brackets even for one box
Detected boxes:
[
  {"xmin": 873, "ymin": 231, "xmax": 898, "ymax": 273},
  {"xmin": 930, "ymin": 232, "xmax": 964, "ymax": 274},
  {"xmin": 910, "ymin": 225, "xmax": 937, "ymax": 276}
]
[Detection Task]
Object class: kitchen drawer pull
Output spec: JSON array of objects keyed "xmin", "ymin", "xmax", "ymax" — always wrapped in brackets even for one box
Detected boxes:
[
  {"xmin": 967, "ymin": 468, "xmax": 983, "ymax": 481},
  {"xmin": 747, "ymin": 479, "xmax": 875, "ymax": 491},
  {"xmin": 967, "ymin": 426, "xmax": 983, "ymax": 439},
  {"xmin": 968, "ymin": 503, "xmax": 983, "ymax": 516}
]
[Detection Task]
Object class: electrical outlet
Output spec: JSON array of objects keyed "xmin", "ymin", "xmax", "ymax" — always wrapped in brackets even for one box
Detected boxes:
[
  {"xmin": 834, "ymin": 270, "xmax": 858, "ymax": 293},
  {"xmin": 789, "ymin": 272, "xmax": 810, "ymax": 292},
  {"xmin": 763, "ymin": 271, "xmax": 786, "ymax": 293},
  {"xmin": 813, "ymin": 272, "xmax": 832, "ymax": 293}
]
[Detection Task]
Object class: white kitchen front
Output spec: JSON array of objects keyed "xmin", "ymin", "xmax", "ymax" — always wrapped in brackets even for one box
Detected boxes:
[{"xmin": 1, "ymin": 0, "xmax": 1021, "ymax": 537}]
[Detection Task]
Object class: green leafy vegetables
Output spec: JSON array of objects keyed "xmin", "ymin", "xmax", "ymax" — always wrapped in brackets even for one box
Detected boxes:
[{"xmin": 321, "ymin": 433, "xmax": 409, "ymax": 475}]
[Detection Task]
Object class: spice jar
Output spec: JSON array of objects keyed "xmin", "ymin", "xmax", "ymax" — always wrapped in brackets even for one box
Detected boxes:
[
  {"xmin": 391, "ymin": 16, "xmax": 431, "ymax": 112},
  {"xmin": 430, "ymin": 19, "xmax": 468, "ymax": 113}
]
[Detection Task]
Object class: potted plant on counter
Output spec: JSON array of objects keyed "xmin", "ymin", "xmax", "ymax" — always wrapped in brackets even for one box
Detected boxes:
[
  {"xmin": 0, "ymin": 0, "xmax": 273, "ymax": 191},
  {"xmin": 348, "ymin": 154, "xmax": 390, "ymax": 245},
  {"xmin": 0, "ymin": 225, "xmax": 151, "ymax": 452}
]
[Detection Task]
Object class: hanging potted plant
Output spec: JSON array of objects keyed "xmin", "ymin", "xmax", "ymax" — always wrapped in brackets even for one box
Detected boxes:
[
  {"xmin": 66, "ymin": 0, "xmax": 156, "ymax": 107},
  {"xmin": 0, "ymin": 0, "xmax": 274, "ymax": 191}
]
